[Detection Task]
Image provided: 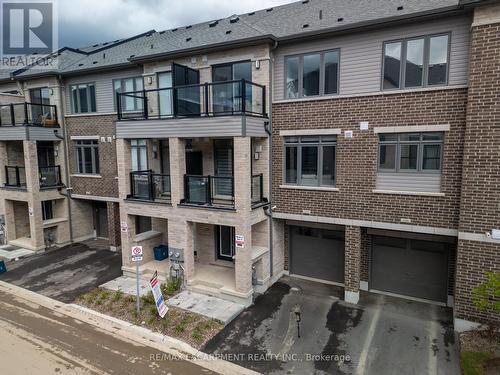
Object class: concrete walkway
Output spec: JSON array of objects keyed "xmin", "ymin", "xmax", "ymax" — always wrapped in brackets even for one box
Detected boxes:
[
  {"xmin": 101, "ymin": 275, "xmax": 150, "ymax": 296},
  {"xmin": 0, "ymin": 244, "xmax": 35, "ymax": 262}
]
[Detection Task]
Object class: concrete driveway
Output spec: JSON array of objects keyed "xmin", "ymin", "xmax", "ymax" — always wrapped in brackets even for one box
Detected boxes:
[
  {"xmin": 204, "ymin": 276, "xmax": 460, "ymax": 375},
  {"xmin": 0, "ymin": 239, "xmax": 122, "ymax": 303}
]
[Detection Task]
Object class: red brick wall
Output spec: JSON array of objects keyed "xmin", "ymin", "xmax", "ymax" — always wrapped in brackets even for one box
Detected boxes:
[
  {"xmin": 272, "ymin": 88, "xmax": 467, "ymax": 229},
  {"xmin": 345, "ymin": 226, "xmax": 361, "ymax": 292},
  {"xmin": 66, "ymin": 115, "xmax": 119, "ymax": 198},
  {"xmin": 107, "ymin": 201, "xmax": 121, "ymax": 248}
]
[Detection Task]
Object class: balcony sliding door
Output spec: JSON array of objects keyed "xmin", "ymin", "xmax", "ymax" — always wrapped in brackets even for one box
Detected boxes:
[
  {"xmin": 213, "ymin": 139, "xmax": 233, "ymax": 198},
  {"xmin": 212, "ymin": 61, "xmax": 252, "ymax": 114}
]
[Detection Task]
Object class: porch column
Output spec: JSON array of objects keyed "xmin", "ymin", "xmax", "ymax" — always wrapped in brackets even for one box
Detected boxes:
[
  {"xmin": 116, "ymin": 139, "xmax": 131, "ymax": 200},
  {"xmin": 168, "ymin": 219, "xmax": 194, "ymax": 282},
  {"xmin": 0, "ymin": 141, "xmax": 7, "ymax": 186},
  {"xmin": 233, "ymin": 137, "xmax": 252, "ymax": 212},
  {"xmin": 23, "ymin": 141, "xmax": 39, "ymax": 193},
  {"xmin": 24, "ymin": 141, "xmax": 44, "ymax": 250},
  {"xmin": 168, "ymin": 138, "xmax": 186, "ymax": 205},
  {"xmin": 345, "ymin": 225, "xmax": 362, "ymax": 304},
  {"xmin": 234, "ymin": 222, "xmax": 253, "ymax": 294},
  {"xmin": 3, "ymin": 200, "xmax": 15, "ymax": 242},
  {"xmin": 107, "ymin": 202, "xmax": 121, "ymax": 252},
  {"xmin": 120, "ymin": 212, "xmax": 136, "ymax": 269}
]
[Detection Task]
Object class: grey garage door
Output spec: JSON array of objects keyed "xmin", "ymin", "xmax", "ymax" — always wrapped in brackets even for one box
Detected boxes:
[
  {"xmin": 371, "ymin": 236, "xmax": 449, "ymax": 303},
  {"xmin": 290, "ymin": 226, "xmax": 345, "ymax": 283}
]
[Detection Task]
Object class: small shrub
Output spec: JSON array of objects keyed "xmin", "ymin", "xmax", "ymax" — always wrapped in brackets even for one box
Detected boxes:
[
  {"xmin": 141, "ymin": 291, "xmax": 155, "ymax": 306},
  {"xmin": 472, "ymin": 272, "xmax": 500, "ymax": 315},
  {"xmin": 191, "ymin": 327, "xmax": 204, "ymax": 343},
  {"xmin": 112, "ymin": 290, "xmax": 123, "ymax": 302},
  {"xmin": 162, "ymin": 278, "xmax": 182, "ymax": 296}
]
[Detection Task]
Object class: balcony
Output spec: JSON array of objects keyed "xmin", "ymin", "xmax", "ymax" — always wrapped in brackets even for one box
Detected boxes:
[
  {"xmin": 0, "ymin": 102, "xmax": 61, "ymax": 141},
  {"xmin": 182, "ymin": 175, "xmax": 234, "ymax": 208},
  {"xmin": 115, "ymin": 80, "xmax": 268, "ymax": 139},
  {"xmin": 4, "ymin": 166, "xmax": 26, "ymax": 188},
  {"xmin": 39, "ymin": 166, "xmax": 62, "ymax": 188},
  {"xmin": 251, "ymin": 174, "xmax": 267, "ymax": 206},
  {"xmin": 128, "ymin": 170, "xmax": 171, "ymax": 202}
]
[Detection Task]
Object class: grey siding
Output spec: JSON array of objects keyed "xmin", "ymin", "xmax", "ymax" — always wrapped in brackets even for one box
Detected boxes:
[
  {"xmin": 0, "ymin": 126, "xmax": 60, "ymax": 141},
  {"xmin": 64, "ymin": 68, "xmax": 143, "ymax": 115},
  {"xmin": 376, "ymin": 173, "xmax": 441, "ymax": 193},
  {"xmin": 245, "ymin": 116, "xmax": 268, "ymax": 137},
  {"xmin": 116, "ymin": 116, "xmax": 267, "ymax": 139},
  {"xmin": 274, "ymin": 16, "xmax": 471, "ymax": 101}
]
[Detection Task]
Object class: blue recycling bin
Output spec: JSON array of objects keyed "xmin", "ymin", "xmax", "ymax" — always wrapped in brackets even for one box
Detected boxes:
[
  {"xmin": 0, "ymin": 260, "xmax": 6, "ymax": 274},
  {"xmin": 153, "ymin": 245, "xmax": 168, "ymax": 261}
]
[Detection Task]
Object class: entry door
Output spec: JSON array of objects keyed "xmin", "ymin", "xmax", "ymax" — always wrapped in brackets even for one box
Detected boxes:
[
  {"xmin": 185, "ymin": 151, "xmax": 205, "ymax": 203},
  {"xmin": 213, "ymin": 139, "xmax": 233, "ymax": 197},
  {"xmin": 212, "ymin": 61, "xmax": 252, "ymax": 113},
  {"xmin": 37, "ymin": 142, "xmax": 55, "ymax": 168},
  {"xmin": 94, "ymin": 202, "xmax": 108, "ymax": 239},
  {"xmin": 216, "ymin": 225, "xmax": 235, "ymax": 261},
  {"xmin": 186, "ymin": 151, "xmax": 203, "ymax": 175}
]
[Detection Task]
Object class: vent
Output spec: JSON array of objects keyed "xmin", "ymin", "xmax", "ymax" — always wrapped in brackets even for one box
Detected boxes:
[
  {"xmin": 248, "ymin": 11, "xmax": 255, "ymax": 16},
  {"xmin": 92, "ymin": 44, "xmax": 99, "ymax": 47},
  {"xmin": 397, "ymin": 6, "xmax": 404, "ymax": 10},
  {"xmin": 150, "ymin": 44, "xmax": 154, "ymax": 49},
  {"xmin": 172, "ymin": 28, "xmax": 178, "ymax": 32},
  {"xmin": 186, "ymin": 25, "xmax": 192, "ymax": 29},
  {"xmin": 230, "ymin": 16, "xmax": 239, "ymax": 23},
  {"xmin": 266, "ymin": 8, "xmax": 273, "ymax": 12},
  {"xmin": 78, "ymin": 63, "xmax": 84, "ymax": 66},
  {"xmin": 226, "ymin": 30, "xmax": 232, "ymax": 34},
  {"xmin": 103, "ymin": 53, "xmax": 106, "ymax": 59},
  {"xmin": 159, "ymin": 31, "xmax": 166, "ymax": 35},
  {"xmin": 209, "ymin": 21, "xmax": 218, "ymax": 27},
  {"xmin": 337, "ymin": 17, "xmax": 344, "ymax": 22},
  {"xmin": 92, "ymin": 61, "xmax": 98, "ymax": 64},
  {"xmin": 186, "ymin": 37, "xmax": 192, "ymax": 42},
  {"xmin": 302, "ymin": 24, "xmax": 309, "ymax": 28},
  {"xmin": 302, "ymin": 0, "xmax": 309, "ymax": 3},
  {"xmin": 129, "ymin": 54, "xmax": 135, "ymax": 58},
  {"xmin": 319, "ymin": 10, "xmax": 323, "ymax": 20},
  {"xmin": 102, "ymin": 42, "xmax": 108, "ymax": 46}
]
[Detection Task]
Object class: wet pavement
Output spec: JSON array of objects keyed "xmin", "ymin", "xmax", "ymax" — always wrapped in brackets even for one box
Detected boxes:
[
  {"xmin": 0, "ymin": 239, "xmax": 122, "ymax": 303},
  {"xmin": 204, "ymin": 276, "xmax": 460, "ymax": 374}
]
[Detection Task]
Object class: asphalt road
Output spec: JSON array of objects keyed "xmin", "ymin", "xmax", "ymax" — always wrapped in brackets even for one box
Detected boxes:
[{"xmin": 0, "ymin": 289, "xmax": 216, "ymax": 375}]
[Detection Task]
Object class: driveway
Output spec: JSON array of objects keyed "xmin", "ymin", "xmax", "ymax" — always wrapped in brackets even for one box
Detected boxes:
[
  {"xmin": 204, "ymin": 276, "xmax": 460, "ymax": 374},
  {"xmin": 0, "ymin": 239, "xmax": 122, "ymax": 303}
]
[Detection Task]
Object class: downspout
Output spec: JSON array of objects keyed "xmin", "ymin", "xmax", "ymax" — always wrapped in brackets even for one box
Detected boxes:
[
  {"xmin": 267, "ymin": 39, "xmax": 278, "ymax": 279},
  {"xmin": 54, "ymin": 75, "xmax": 74, "ymax": 243}
]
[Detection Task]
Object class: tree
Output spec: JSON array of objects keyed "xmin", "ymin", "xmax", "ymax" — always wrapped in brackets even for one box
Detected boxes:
[{"xmin": 471, "ymin": 272, "xmax": 500, "ymax": 317}]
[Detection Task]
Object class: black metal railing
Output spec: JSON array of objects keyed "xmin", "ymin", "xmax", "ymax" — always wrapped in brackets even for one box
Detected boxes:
[
  {"xmin": 39, "ymin": 166, "xmax": 62, "ymax": 188},
  {"xmin": 251, "ymin": 173, "xmax": 265, "ymax": 205},
  {"xmin": 117, "ymin": 79, "xmax": 266, "ymax": 120},
  {"xmin": 129, "ymin": 170, "xmax": 171, "ymax": 201},
  {"xmin": 5, "ymin": 166, "xmax": 26, "ymax": 187},
  {"xmin": 183, "ymin": 174, "xmax": 234, "ymax": 207},
  {"xmin": 0, "ymin": 102, "xmax": 58, "ymax": 127}
]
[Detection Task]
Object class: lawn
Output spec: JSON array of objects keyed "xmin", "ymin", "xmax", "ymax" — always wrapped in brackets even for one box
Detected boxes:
[{"xmin": 75, "ymin": 279, "xmax": 224, "ymax": 349}]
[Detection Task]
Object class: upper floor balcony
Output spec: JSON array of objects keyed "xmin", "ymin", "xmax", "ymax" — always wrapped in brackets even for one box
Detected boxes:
[
  {"xmin": 0, "ymin": 102, "xmax": 61, "ymax": 141},
  {"xmin": 115, "ymin": 79, "xmax": 269, "ymax": 139}
]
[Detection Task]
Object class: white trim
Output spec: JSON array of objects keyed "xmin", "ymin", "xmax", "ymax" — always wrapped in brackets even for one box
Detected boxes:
[
  {"xmin": 65, "ymin": 112, "xmax": 117, "ymax": 118},
  {"xmin": 372, "ymin": 189, "xmax": 445, "ymax": 197},
  {"xmin": 134, "ymin": 230, "xmax": 162, "ymax": 243},
  {"xmin": 70, "ymin": 174, "xmax": 102, "ymax": 178},
  {"xmin": 70, "ymin": 135, "xmax": 100, "ymax": 140},
  {"xmin": 369, "ymin": 289, "xmax": 446, "ymax": 307},
  {"xmin": 374, "ymin": 124, "xmax": 450, "ymax": 134},
  {"xmin": 280, "ymin": 184, "xmax": 339, "ymax": 192},
  {"xmin": 71, "ymin": 194, "xmax": 120, "ymax": 203},
  {"xmin": 289, "ymin": 273, "xmax": 345, "ymax": 287},
  {"xmin": 279, "ymin": 128, "xmax": 341, "ymax": 136},
  {"xmin": 458, "ymin": 231, "xmax": 500, "ymax": 244},
  {"xmin": 273, "ymin": 85, "xmax": 468, "ymax": 104},
  {"xmin": 273, "ymin": 212, "xmax": 458, "ymax": 236}
]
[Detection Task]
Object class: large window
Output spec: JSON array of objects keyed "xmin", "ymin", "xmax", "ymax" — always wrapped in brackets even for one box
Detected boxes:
[
  {"xmin": 113, "ymin": 77, "xmax": 144, "ymax": 112},
  {"xmin": 70, "ymin": 83, "xmax": 96, "ymax": 113},
  {"xmin": 383, "ymin": 34, "xmax": 449, "ymax": 90},
  {"xmin": 284, "ymin": 136, "xmax": 336, "ymax": 186},
  {"xmin": 378, "ymin": 132, "xmax": 443, "ymax": 172},
  {"xmin": 285, "ymin": 50, "xmax": 339, "ymax": 99},
  {"xmin": 41, "ymin": 201, "xmax": 53, "ymax": 221},
  {"xmin": 131, "ymin": 139, "xmax": 148, "ymax": 171},
  {"xmin": 75, "ymin": 140, "xmax": 99, "ymax": 174}
]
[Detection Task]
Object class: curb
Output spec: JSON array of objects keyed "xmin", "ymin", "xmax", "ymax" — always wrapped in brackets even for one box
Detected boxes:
[{"xmin": 0, "ymin": 281, "xmax": 260, "ymax": 375}]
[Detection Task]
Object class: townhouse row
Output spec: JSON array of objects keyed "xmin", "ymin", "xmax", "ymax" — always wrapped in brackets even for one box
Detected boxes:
[{"xmin": 0, "ymin": 0, "xmax": 498, "ymax": 329}]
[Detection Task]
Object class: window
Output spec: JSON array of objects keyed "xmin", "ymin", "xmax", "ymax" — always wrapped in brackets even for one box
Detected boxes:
[
  {"xmin": 378, "ymin": 132, "xmax": 443, "ymax": 172},
  {"xmin": 41, "ymin": 201, "xmax": 53, "ymax": 221},
  {"xmin": 135, "ymin": 216, "xmax": 152, "ymax": 234},
  {"xmin": 284, "ymin": 50, "xmax": 339, "ymax": 98},
  {"xmin": 70, "ymin": 83, "xmax": 96, "ymax": 113},
  {"xmin": 131, "ymin": 139, "xmax": 147, "ymax": 171},
  {"xmin": 75, "ymin": 140, "xmax": 99, "ymax": 174},
  {"xmin": 382, "ymin": 34, "xmax": 449, "ymax": 90},
  {"xmin": 284, "ymin": 136, "xmax": 336, "ymax": 186},
  {"xmin": 113, "ymin": 77, "xmax": 144, "ymax": 112}
]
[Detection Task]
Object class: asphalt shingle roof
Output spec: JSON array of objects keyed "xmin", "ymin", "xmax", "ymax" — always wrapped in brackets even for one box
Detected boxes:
[{"xmin": 5, "ymin": 0, "xmax": 467, "ymax": 80}]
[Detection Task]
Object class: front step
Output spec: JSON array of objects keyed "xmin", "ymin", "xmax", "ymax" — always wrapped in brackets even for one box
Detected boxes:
[{"xmin": 189, "ymin": 284, "xmax": 223, "ymax": 298}]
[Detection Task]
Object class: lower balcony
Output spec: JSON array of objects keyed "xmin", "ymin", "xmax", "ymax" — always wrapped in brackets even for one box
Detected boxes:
[
  {"xmin": 128, "ymin": 170, "xmax": 171, "ymax": 202},
  {"xmin": 4, "ymin": 165, "xmax": 62, "ymax": 189},
  {"xmin": 181, "ymin": 175, "xmax": 234, "ymax": 208},
  {"xmin": 39, "ymin": 166, "xmax": 62, "ymax": 188}
]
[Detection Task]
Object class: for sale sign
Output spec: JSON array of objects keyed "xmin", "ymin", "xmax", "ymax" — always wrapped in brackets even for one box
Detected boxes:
[{"xmin": 149, "ymin": 271, "xmax": 168, "ymax": 318}]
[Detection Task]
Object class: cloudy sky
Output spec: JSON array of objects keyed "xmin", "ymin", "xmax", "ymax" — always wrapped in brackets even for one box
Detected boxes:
[{"xmin": 58, "ymin": 0, "xmax": 293, "ymax": 48}]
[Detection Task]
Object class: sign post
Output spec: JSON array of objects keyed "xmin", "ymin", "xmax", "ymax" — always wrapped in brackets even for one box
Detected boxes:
[
  {"xmin": 149, "ymin": 271, "xmax": 168, "ymax": 318},
  {"xmin": 131, "ymin": 245, "xmax": 143, "ymax": 314}
]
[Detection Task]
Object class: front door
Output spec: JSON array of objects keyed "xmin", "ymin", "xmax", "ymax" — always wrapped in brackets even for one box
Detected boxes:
[
  {"xmin": 94, "ymin": 202, "xmax": 108, "ymax": 239},
  {"xmin": 186, "ymin": 151, "xmax": 203, "ymax": 175},
  {"xmin": 216, "ymin": 225, "xmax": 234, "ymax": 261}
]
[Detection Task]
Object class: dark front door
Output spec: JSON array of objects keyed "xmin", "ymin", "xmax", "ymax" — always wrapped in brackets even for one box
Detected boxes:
[
  {"xmin": 94, "ymin": 202, "xmax": 108, "ymax": 239},
  {"xmin": 186, "ymin": 151, "xmax": 203, "ymax": 175},
  {"xmin": 185, "ymin": 151, "xmax": 206, "ymax": 203},
  {"xmin": 37, "ymin": 142, "xmax": 55, "ymax": 168},
  {"xmin": 371, "ymin": 236, "xmax": 450, "ymax": 303},
  {"xmin": 216, "ymin": 225, "xmax": 235, "ymax": 261},
  {"xmin": 290, "ymin": 226, "xmax": 345, "ymax": 283}
]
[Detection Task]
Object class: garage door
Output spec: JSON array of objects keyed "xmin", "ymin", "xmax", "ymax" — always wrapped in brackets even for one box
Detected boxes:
[
  {"xmin": 290, "ymin": 226, "xmax": 345, "ymax": 283},
  {"xmin": 371, "ymin": 236, "xmax": 449, "ymax": 303}
]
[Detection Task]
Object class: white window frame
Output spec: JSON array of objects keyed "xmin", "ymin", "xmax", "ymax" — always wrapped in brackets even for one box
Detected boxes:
[{"xmin": 75, "ymin": 140, "xmax": 100, "ymax": 175}]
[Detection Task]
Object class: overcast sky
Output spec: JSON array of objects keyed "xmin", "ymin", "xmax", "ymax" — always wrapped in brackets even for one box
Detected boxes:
[{"xmin": 58, "ymin": 0, "xmax": 293, "ymax": 48}]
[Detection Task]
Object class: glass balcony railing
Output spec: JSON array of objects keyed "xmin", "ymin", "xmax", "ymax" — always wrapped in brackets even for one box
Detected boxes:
[
  {"xmin": 4, "ymin": 166, "xmax": 26, "ymax": 187},
  {"xmin": 129, "ymin": 170, "xmax": 171, "ymax": 202},
  {"xmin": 0, "ymin": 102, "xmax": 59, "ymax": 127},
  {"xmin": 39, "ymin": 166, "xmax": 62, "ymax": 188},
  {"xmin": 117, "ymin": 79, "xmax": 266, "ymax": 120},
  {"xmin": 183, "ymin": 174, "xmax": 234, "ymax": 208},
  {"xmin": 251, "ymin": 173, "xmax": 265, "ymax": 205}
]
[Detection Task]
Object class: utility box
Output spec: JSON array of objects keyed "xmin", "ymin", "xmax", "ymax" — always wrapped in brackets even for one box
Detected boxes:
[
  {"xmin": 153, "ymin": 245, "xmax": 168, "ymax": 261},
  {"xmin": 0, "ymin": 260, "xmax": 6, "ymax": 274}
]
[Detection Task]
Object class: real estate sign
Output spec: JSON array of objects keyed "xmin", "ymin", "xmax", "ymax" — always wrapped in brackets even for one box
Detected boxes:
[{"xmin": 149, "ymin": 271, "xmax": 168, "ymax": 318}]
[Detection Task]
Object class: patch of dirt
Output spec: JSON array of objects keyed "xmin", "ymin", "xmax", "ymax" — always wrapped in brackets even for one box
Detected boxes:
[
  {"xmin": 460, "ymin": 330, "xmax": 500, "ymax": 355},
  {"xmin": 75, "ymin": 287, "xmax": 224, "ymax": 349}
]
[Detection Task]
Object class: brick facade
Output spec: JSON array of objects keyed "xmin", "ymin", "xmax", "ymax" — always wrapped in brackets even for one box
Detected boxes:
[
  {"xmin": 345, "ymin": 226, "xmax": 361, "ymax": 293},
  {"xmin": 66, "ymin": 115, "xmax": 119, "ymax": 198},
  {"xmin": 272, "ymin": 89, "xmax": 467, "ymax": 229}
]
